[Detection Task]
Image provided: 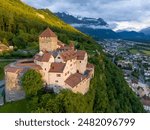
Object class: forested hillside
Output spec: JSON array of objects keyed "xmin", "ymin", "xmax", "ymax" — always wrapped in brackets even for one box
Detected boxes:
[
  {"xmin": 0, "ymin": 0, "xmax": 144, "ymax": 113},
  {"xmin": 0, "ymin": 0, "xmax": 85, "ymax": 49}
]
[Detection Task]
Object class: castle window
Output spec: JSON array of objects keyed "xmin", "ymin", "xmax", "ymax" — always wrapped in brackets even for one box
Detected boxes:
[
  {"xmin": 58, "ymin": 57, "xmax": 60, "ymax": 59},
  {"xmin": 55, "ymin": 80, "xmax": 58, "ymax": 83},
  {"xmin": 57, "ymin": 74, "xmax": 61, "ymax": 77},
  {"xmin": 80, "ymin": 61, "xmax": 81, "ymax": 63}
]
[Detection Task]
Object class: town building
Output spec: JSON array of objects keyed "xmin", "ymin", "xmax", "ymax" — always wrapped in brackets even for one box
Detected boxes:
[
  {"xmin": 4, "ymin": 28, "xmax": 94, "ymax": 102},
  {"xmin": 141, "ymin": 98, "xmax": 150, "ymax": 112}
]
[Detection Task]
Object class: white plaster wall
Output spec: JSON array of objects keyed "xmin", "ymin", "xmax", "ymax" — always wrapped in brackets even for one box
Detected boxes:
[
  {"xmin": 5, "ymin": 72, "xmax": 19, "ymax": 91},
  {"xmin": 48, "ymin": 73, "xmax": 65, "ymax": 87},
  {"xmin": 5, "ymin": 72, "xmax": 26, "ymax": 102},
  {"xmin": 72, "ymin": 78, "xmax": 90, "ymax": 94},
  {"xmin": 77, "ymin": 53, "xmax": 88, "ymax": 74},
  {"xmin": 55, "ymin": 54, "xmax": 64, "ymax": 63}
]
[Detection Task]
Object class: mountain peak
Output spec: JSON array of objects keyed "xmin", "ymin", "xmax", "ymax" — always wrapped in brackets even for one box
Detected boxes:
[{"xmin": 55, "ymin": 12, "xmax": 108, "ymax": 26}]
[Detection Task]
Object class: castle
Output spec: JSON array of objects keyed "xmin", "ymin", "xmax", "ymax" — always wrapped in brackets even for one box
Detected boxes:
[{"xmin": 4, "ymin": 28, "xmax": 94, "ymax": 102}]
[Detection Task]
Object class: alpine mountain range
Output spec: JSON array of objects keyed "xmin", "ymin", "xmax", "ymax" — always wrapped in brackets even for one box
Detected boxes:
[{"xmin": 55, "ymin": 12, "xmax": 150, "ymax": 42}]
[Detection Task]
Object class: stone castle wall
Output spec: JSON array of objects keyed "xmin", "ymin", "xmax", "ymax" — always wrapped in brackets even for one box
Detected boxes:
[
  {"xmin": 39, "ymin": 37, "xmax": 58, "ymax": 51},
  {"xmin": 5, "ymin": 72, "xmax": 25, "ymax": 102}
]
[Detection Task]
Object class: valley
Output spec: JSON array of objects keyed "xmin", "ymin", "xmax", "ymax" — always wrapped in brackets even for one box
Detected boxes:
[{"xmin": 99, "ymin": 39, "xmax": 150, "ymax": 112}]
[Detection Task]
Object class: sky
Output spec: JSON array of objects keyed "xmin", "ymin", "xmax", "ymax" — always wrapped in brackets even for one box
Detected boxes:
[{"xmin": 21, "ymin": 0, "xmax": 150, "ymax": 31}]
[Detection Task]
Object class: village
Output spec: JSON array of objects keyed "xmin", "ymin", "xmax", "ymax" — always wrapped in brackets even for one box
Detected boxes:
[{"xmin": 99, "ymin": 39, "xmax": 150, "ymax": 112}]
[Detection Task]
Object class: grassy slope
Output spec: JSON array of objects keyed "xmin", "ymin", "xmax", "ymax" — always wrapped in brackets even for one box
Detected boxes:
[
  {"xmin": 0, "ymin": 99, "xmax": 27, "ymax": 113},
  {"xmin": 0, "ymin": 0, "xmax": 84, "ymax": 39},
  {"xmin": 0, "ymin": 0, "xmax": 81, "ymax": 34}
]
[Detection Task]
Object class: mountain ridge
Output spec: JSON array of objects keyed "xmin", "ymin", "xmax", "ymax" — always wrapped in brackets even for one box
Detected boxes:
[
  {"xmin": 55, "ymin": 12, "xmax": 108, "ymax": 27},
  {"xmin": 55, "ymin": 12, "xmax": 150, "ymax": 42},
  {"xmin": 141, "ymin": 27, "xmax": 150, "ymax": 35}
]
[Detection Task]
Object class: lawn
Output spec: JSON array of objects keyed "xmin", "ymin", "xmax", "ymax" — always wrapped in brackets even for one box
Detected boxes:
[
  {"xmin": 129, "ymin": 49, "xmax": 150, "ymax": 56},
  {"xmin": 118, "ymin": 47, "xmax": 126, "ymax": 51},
  {"xmin": 142, "ymin": 50, "xmax": 150, "ymax": 56},
  {"xmin": 129, "ymin": 49, "xmax": 139, "ymax": 54},
  {"xmin": 0, "ymin": 61, "xmax": 11, "ymax": 80},
  {"xmin": 0, "ymin": 99, "xmax": 28, "ymax": 113}
]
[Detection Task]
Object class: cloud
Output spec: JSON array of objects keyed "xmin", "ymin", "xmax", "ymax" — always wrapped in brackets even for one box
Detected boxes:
[
  {"xmin": 22, "ymin": 0, "xmax": 150, "ymax": 31},
  {"xmin": 113, "ymin": 21, "xmax": 148, "ymax": 31}
]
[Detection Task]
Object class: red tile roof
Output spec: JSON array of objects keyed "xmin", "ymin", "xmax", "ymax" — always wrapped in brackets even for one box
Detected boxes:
[
  {"xmin": 57, "ymin": 40, "xmax": 65, "ymax": 47},
  {"xmin": 60, "ymin": 50, "xmax": 77, "ymax": 62},
  {"xmin": 35, "ymin": 52, "xmax": 52, "ymax": 62},
  {"xmin": 141, "ymin": 99, "xmax": 150, "ymax": 106},
  {"xmin": 69, "ymin": 41, "xmax": 74, "ymax": 48},
  {"xmin": 34, "ymin": 55, "xmax": 42, "ymax": 61},
  {"xmin": 16, "ymin": 60, "xmax": 42, "ymax": 70},
  {"xmin": 41, "ymin": 53, "xmax": 52, "ymax": 62},
  {"xmin": 39, "ymin": 28, "xmax": 57, "ymax": 37},
  {"xmin": 87, "ymin": 63, "xmax": 94, "ymax": 69},
  {"xmin": 65, "ymin": 73, "xmax": 86, "ymax": 88},
  {"xmin": 49, "ymin": 63, "xmax": 66, "ymax": 73},
  {"xmin": 5, "ymin": 67, "xmax": 24, "ymax": 74},
  {"xmin": 32, "ymin": 65, "xmax": 42, "ymax": 70},
  {"xmin": 58, "ymin": 45, "xmax": 71, "ymax": 51},
  {"xmin": 76, "ymin": 50, "xmax": 86, "ymax": 60}
]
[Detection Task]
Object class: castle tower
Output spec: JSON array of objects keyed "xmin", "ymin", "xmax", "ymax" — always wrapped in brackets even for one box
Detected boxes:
[{"xmin": 39, "ymin": 28, "xmax": 58, "ymax": 52}]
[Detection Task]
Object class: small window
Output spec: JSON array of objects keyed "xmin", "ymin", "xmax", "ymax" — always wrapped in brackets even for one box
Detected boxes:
[
  {"xmin": 55, "ymin": 80, "xmax": 58, "ymax": 83},
  {"xmin": 80, "ymin": 61, "xmax": 81, "ymax": 63},
  {"xmin": 57, "ymin": 74, "xmax": 61, "ymax": 77},
  {"xmin": 58, "ymin": 57, "xmax": 60, "ymax": 59}
]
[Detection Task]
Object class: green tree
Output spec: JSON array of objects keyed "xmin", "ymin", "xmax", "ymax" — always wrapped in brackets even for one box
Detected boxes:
[
  {"xmin": 2, "ymin": 38, "xmax": 9, "ymax": 46},
  {"xmin": 22, "ymin": 69, "xmax": 43, "ymax": 97},
  {"xmin": 12, "ymin": 35, "xmax": 27, "ymax": 49}
]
